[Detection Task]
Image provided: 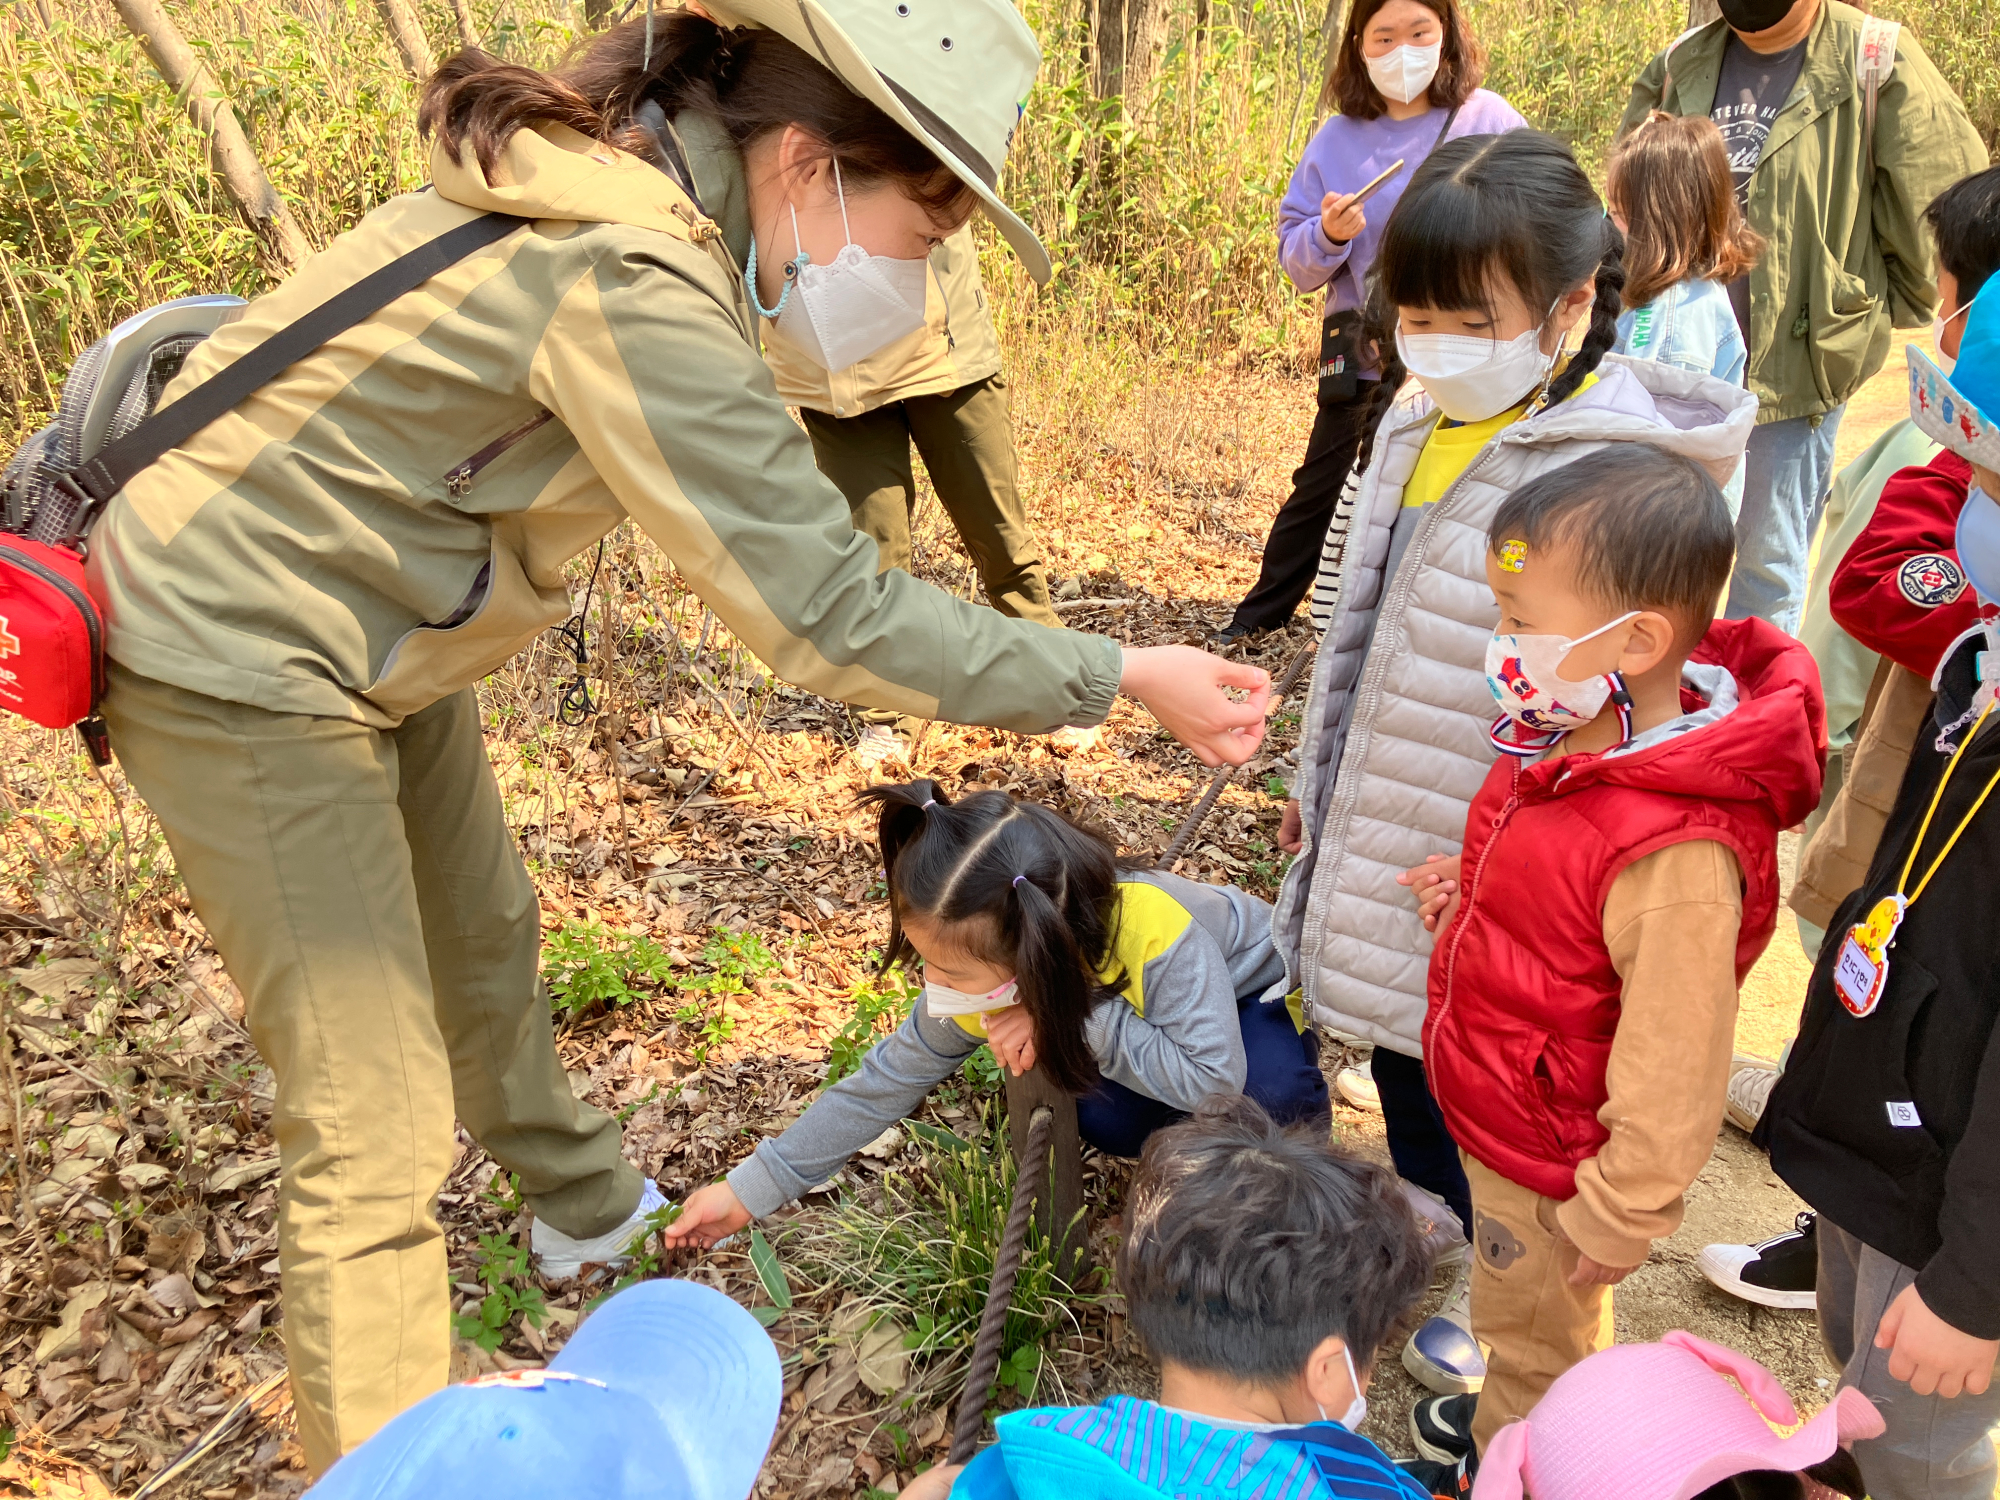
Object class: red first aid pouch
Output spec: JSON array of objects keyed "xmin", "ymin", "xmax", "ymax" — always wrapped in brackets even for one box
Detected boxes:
[{"xmin": 0, "ymin": 535, "xmax": 109, "ymax": 757}]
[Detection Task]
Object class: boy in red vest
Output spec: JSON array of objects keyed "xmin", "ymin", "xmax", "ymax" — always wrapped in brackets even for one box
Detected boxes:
[{"xmin": 1394, "ymin": 446, "xmax": 1825, "ymax": 1488}]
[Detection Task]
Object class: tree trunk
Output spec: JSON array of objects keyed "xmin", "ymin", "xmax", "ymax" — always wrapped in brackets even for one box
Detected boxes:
[
  {"xmin": 109, "ymin": 0, "xmax": 312, "ymax": 274},
  {"xmin": 1089, "ymin": 0, "xmax": 1167, "ymax": 103},
  {"xmin": 1122, "ymin": 0, "xmax": 1167, "ymax": 103},
  {"xmin": 374, "ymin": 0, "xmax": 436, "ymax": 80},
  {"xmin": 584, "ymin": 0, "xmax": 617, "ymax": 28},
  {"xmin": 1090, "ymin": 0, "xmax": 1127, "ymax": 100},
  {"xmin": 449, "ymin": 0, "xmax": 480, "ymax": 52}
]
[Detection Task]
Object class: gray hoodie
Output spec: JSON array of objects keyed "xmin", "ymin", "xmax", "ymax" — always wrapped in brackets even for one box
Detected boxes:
[{"xmin": 727, "ymin": 870, "xmax": 1286, "ymax": 1217}]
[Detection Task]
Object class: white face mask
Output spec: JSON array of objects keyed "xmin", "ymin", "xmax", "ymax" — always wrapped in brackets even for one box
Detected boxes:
[
  {"xmin": 1933, "ymin": 299, "xmax": 1971, "ymax": 377},
  {"xmin": 1396, "ymin": 321, "xmax": 1558, "ymax": 424},
  {"xmin": 759, "ymin": 161, "xmax": 929, "ymax": 373},
  {"xmin": 1365, "ymin": 41, "xmax": 1442, "ymax": 104},
  {"xmin": 1485, "ymin": 612, "xmax": 1639, "ymax": 753},
  {"xmin": 1316, "ymin": 1343, "xmax": 1368, "ymax": 1432},
  {"xmin": 922, "ymin": 976, "xmax": 1020, "ymax": 1018}
]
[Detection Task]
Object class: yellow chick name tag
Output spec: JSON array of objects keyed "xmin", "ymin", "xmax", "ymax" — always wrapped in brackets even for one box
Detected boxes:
[{"xmin": 1833, "ymin": 894, "xmax": 1905, "ymax": 1018}]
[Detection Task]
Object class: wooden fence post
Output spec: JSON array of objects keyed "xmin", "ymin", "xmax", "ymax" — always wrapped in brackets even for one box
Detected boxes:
[
  {"xmin": 375, "ymin": 0, "xmax": 438, "ymax": 79},
  {"xmin": 109, "ymin": 0, "xmax": 312, "ymax": 275},
  {"xmin": 1003, "ymin": 1066, "xmax": 1084, "ymax": 1285}
]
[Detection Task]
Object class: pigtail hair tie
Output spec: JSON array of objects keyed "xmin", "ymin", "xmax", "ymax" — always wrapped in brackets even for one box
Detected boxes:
[
  {"xmin": 922, "ymin": 799, "xmax": 937, "ymax": 810},
  {"xmin": 1012, "ymin": 875, "xmax": 1027, "ymax": 889}
]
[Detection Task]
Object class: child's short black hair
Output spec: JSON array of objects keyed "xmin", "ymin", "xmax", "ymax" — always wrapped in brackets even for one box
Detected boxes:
[
  {"xmin": 1489, "ymin": 447, "xmax": 1733, "ymax": 648},
  {"xmin": 1116, "ymin": 1096, "xmax": 1431, "ymax": 1383},
  {"xmin": 1925, "ymin": 165, "xmax": 2000, "ymax": 307}
]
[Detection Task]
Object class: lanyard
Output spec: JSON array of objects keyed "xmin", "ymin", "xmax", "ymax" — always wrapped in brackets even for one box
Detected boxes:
[{"xmin": 1893, "ymin": 700, "xmax": 2000, "ymax": 909}]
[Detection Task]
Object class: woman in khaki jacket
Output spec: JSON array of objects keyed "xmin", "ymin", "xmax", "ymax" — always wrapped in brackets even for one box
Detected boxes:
[{"xmin": 86, "ymin": 0, "xmax": 1270, "ymax": 1472}]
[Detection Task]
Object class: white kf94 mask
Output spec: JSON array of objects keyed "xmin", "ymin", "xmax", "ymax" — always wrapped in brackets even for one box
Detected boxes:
[
  {"xmin": 764, "ymin": 160, "xmax": 930, "ymax": 372},
  {"xmin": 1365, "ymin": 41, "xmax": 1441, "ymax": 105}
]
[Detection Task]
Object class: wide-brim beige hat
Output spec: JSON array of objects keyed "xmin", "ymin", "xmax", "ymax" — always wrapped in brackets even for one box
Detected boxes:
[{"xmin": 699, "ymin": 0, "xmax": 1051, "ymax": 283}]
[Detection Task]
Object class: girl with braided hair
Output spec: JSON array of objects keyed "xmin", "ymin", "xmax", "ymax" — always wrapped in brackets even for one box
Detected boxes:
[
  {"xmin": 1274, "ymin": 127, "xmax": 1760, "ymax": 1406},
  {"xmin": 665, "ymin": 779, "xmax": 1330, "ymax": 1249}
]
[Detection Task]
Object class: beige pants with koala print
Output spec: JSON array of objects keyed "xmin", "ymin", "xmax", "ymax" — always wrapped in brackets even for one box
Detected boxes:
[{"xmin": 1462, "ymin": 1154, "xmax": 1617, "ymax": 1454}]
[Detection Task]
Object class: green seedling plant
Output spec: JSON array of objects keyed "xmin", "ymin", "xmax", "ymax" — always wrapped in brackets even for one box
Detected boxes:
[
  {"xmin": 676, "ymin": 927, "xmax": 780, "ymax": 1062},
  {"xmin": 542, "ymin": 921, "xmax": 675, "ymax": 1017},
  {"xmin": 825, "ymin": 963, "xmax": 921, "ymax": 1087},
  {"xmin": 454, "ymin": 1231, "xmax": 547, "ymax": 1354}
]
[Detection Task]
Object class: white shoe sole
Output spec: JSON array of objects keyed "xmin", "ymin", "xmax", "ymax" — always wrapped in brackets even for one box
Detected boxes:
[
  {"xmin": 1335, "ymin": 1068, "xmax": 1382, "ymax": 1112},
  {"xmin": 1402, "ymin": 1336, "xmax": 1485, "ymax": 1396},
  {"xmin": 1697, "ymin": 1243, "xmax": 1816, "ymax": 1311}
]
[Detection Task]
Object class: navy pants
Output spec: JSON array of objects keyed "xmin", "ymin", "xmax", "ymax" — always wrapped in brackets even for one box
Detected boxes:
[
  {"xmin": 1074, "ymin": 994, "xmax": 1332, "ymax": 1158},
  {"xmin": 1373, "ymin": 1046, "xmax": 1473, "ymax": 1236}
]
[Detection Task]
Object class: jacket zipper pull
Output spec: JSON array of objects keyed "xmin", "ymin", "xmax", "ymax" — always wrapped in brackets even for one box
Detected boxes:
[{"xmin": 445, "ymin": 465, "xmax": 473, "ymax": 498}]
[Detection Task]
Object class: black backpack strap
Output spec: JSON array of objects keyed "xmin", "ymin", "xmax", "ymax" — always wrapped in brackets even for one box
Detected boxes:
[{"xmin": 60, "ymin": 210, "xmax": 528, "ymax": 519}]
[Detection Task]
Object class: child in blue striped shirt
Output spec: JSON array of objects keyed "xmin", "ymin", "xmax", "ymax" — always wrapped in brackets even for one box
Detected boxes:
[{"xmin": 907, "ymin": 1096, "xmax": 1436, "ymax": 1500}]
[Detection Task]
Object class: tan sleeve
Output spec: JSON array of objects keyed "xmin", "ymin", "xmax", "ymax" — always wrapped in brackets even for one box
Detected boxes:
[{"xmin": 1556, "ymin": 840, "xmax": 1744, "ymax": 1267}]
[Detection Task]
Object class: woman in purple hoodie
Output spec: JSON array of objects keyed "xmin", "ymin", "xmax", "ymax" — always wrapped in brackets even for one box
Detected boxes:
[{"xmin": 1210, "ymin": 0, "xmax": 1523, "ymax": 647}]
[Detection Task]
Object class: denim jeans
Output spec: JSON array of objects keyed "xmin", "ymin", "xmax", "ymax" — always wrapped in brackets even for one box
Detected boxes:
[{"xmin": 1724, "ymin": 405, "xmax": 1845, "ymax": 636}]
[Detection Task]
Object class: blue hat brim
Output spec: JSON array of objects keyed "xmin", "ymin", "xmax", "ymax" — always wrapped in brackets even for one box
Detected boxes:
[{"xmin": 552, "ymin": 1279, "xmax": 782, "ymax": 1500}]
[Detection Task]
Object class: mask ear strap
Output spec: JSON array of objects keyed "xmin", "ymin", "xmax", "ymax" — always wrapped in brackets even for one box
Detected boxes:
[{"xmin": 832, "ymin": 156, "xmax": 853, "ymax": 245}]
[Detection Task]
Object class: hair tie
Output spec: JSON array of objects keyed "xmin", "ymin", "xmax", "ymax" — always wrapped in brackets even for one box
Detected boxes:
[
  {"xmin": 1012, "ymin": 875, "xmax": 1027, "ymax": 889},
  {"xmin": 921, "ymin": 798, "xmax": 937, "ymax": 810}
]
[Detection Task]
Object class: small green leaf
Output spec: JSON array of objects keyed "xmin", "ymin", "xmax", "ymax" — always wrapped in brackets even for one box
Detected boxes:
[
  {"xmin": 904, "ymin": 1119, "xmax": 975, "ymax": 1155},
  {"xmin": 748, "ymin": 1228, "xmax": 792, "ymax": 1309},
  {"xmin": 748, "ymin": 1304, "xmax": 783, "ymax": 1327}
]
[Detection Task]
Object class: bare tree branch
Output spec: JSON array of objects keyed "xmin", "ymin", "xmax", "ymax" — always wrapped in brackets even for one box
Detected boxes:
[
  {"xmin": 108, "ymin": 0, "xmax": 312, "ymax": 274},
  {"xmin": 374, "ymin": 0, "xmax": 438, "ymax": 80}
]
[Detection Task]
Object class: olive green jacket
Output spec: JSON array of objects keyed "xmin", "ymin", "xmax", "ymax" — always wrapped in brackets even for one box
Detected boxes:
[
  {"xmin": 88, "ymin": 116, "xmax": 1119, "ymax": 732},
  {"xmin": 762, "ymin": 223, "xmax": 1002, "ymax": 418},
  {"xmin": 1619, "ymin": 1, "xmax": 1986, "ymax": 424}
]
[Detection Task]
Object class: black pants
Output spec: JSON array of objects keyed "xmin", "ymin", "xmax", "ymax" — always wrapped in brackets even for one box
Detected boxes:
[
  {"xmin": 1229, "ymin": 385, "xmax": 1371, "ymax": 633},
  {"xmin": 1372, "ymin": 1046, "xmax": 1473, "ymax": 1236}
]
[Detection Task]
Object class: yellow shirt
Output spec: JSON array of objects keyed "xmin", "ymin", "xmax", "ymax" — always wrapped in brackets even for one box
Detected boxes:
[{"xmin": 1402, "ymin": 373, "xmax": 1601, "ymax": 510}]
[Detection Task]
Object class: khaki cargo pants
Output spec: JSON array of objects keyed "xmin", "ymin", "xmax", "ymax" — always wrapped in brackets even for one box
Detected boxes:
[
  {"xmin": 802, "ymin": 374, "xmax": 1058, "ymax": 732},
  {"xmin": 1462, "ymin": 1153, "xmax": 1618, "ymax": 1455},
  {"xmin": 102, "ymin": 665, "xmax": 640, "ymax": 1474}
]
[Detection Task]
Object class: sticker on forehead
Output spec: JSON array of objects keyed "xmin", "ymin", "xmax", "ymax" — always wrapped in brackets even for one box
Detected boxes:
[{"xmin": 1497, "ymin": 539, "xmax": 1529, "ymax": 574}]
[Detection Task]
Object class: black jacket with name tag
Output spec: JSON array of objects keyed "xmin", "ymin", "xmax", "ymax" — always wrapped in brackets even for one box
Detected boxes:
[{"xmin": 1760, "ymin": 630, "xmax": 2000, "ymax": 1338}]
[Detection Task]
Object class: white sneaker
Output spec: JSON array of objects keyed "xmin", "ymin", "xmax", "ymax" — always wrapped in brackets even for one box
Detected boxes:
[
  {"xmin": 532, "ymin": 1178, "xmax": 668, "ymax": 1279},
  {"xmin": 852, "ymin": 723, "xmax": 904, "ymax": 769},
  {"xmin": 1402, "ymin": 1259, "xmax": 1486, "ymax": 1395},
  {"xmin": 1335, "ymin": 1058, "xmax": 1381, "ymax": 1112},
  {"xmin": 1724, "ymin": 1053, "xmax": 1781, "ymax": 1133}
]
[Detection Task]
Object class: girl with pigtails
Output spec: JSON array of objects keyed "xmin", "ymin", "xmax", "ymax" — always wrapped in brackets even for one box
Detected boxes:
[
  {"xmin": 666, "ymin": 780, "xmax": 1330, "ymax": 1247},
  {"xmin": 1273, "ymin": 128, "xmax": 1759, "ymax": 1399}
]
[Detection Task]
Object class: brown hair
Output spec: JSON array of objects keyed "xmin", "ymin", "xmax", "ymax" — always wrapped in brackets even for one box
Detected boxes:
[
  {"xmin": 1323, "ymin": 0, "xmax": 1485, "ymax": 121},
  {"xmin": 1607, "ymin": 112, "xmax": 1765, "ymax": 308},
  {"xmin": 418, "ymin": 11, "xmax": 976, "ymax": 223}
]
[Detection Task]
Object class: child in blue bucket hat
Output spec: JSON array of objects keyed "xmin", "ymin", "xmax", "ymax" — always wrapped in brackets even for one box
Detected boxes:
[{"xmin": 303, "ymin": 1280, "xmax": 781, "ymax": 1500}]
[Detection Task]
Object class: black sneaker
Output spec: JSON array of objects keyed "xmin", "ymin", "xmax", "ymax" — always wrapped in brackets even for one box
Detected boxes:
[
  {"xmin": 1398, "ymin": 1452, "xmax": 1474, "ymax": 1498},
  {"xmin": 1409, "ymin": 1392, "xmax": 1477, "ymax": 1463},
  {"xmin": 1697, "ymin": 1211, "xmax": 1817, "ymax": 1311},
  {"xmin": 1204, "ymin": 622, "xmax": 1258, "ymax": 648}
]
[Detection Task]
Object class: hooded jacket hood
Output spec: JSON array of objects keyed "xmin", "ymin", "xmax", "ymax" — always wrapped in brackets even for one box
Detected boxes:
[
  {"xmin": 429, "ymin": 122, "xmax": 710, "ymax": 239},
  {"xmin": 1516, "ymin": 615, "xmax": 1828, "ymax": 830}
]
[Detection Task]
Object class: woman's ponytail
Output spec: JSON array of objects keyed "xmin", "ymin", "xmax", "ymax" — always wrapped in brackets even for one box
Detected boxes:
[{"xmin": 1543, "ymin": 218, "xmax": 1627, "ymax": 409}]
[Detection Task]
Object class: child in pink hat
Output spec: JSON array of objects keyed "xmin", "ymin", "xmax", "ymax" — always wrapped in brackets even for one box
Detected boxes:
[{"xmin": 1471, "ymin": 1331, "xmax": 1883, "ymax": 1500}]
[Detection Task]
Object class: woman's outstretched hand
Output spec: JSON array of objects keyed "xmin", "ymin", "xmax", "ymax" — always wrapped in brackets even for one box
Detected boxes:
[
  {"xmin": 661, "ymin": 1180, "xmax": 752, "ymax": 1250},
  {"xmin": 1120, "ymin": 646, "xmax": 1272, "ymax": 766}
]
